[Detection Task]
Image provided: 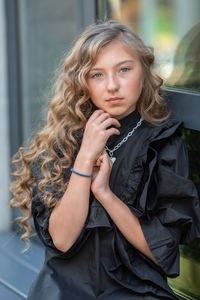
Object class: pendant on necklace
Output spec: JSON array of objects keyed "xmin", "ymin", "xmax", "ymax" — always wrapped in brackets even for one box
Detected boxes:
[{"xmin": 110, "ymin": 157, "xmax": 116, "ymax": 163}]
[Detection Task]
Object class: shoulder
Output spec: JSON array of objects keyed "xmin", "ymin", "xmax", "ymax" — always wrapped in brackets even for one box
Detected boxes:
[
  {"xmin": 144, "ymin": 118, "xmax": 184, "ymax": 144},
  {"xmin": 146, "ymin": 119, "xmax": 189, "ymax": 176},
  {"xmin": 141, "ymin": 118, "xmax": 188, "ymax": 167}
]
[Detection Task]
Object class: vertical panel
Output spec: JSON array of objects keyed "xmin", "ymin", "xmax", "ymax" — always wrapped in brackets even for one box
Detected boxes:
[
  {"xmin": 76, "ymin": 0, "xmax": 96, "ymax": 34},
  {"xmin": 18, "ymin": 0, "xmax": 78, "ymax": 145},
  {"xmin": 0, "ymin": 0, "xmax": 11, "ymax": 230},
  {"xmin": 5, "ymin": 0, "xmax": 22, "ymax": 156}
]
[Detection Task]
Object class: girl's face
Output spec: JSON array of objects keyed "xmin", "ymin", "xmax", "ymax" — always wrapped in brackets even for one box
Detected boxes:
[{"xmin": 87, "ymin": 40, "xmax": 143, "ymax": 120}]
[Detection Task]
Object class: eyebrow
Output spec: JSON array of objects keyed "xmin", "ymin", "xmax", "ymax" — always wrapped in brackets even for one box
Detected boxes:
[{"xmin": 90, "ymin": 59, "xmax": 135, "ymax": 71}]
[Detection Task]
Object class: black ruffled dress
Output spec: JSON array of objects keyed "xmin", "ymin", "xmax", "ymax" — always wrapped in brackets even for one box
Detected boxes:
[{"xmin": 28, "ymin": 110, "xmax": 200, "ymax": 300}]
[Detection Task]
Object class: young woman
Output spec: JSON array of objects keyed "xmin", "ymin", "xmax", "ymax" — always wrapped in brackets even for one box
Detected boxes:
[{"xmin": 10, "ymin": 20, "xmax": 200, "ymax": 300}]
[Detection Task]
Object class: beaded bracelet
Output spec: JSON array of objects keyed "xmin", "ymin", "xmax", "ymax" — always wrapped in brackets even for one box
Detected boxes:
[{"xmin": 70, "ymin": 167, "xmax": 93, "ymax": 178}]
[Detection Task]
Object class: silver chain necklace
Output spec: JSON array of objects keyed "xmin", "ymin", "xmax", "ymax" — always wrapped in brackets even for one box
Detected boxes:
[{"xmin": 104, "ymin": 117, "xmax": 143, "ymax": 163}]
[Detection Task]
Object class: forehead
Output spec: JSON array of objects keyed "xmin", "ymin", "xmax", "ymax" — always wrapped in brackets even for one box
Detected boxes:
[{"xmin": 94, "ymin": 40, "xmax": 139, "ymax": 64}]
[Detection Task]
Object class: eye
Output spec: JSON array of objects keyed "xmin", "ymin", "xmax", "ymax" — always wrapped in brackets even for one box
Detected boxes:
[
  {"xmin": 91, "ymin": 72, "xmax": 102, "ymax": 78},
  {"xmin": 120, "ymin": 67, "xmax": 130, "ymax": 73}
]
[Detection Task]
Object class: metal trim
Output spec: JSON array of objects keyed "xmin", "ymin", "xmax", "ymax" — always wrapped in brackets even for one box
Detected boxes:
[
  {"xmin": 166, "ymin": 89, "xmax": 200, "ymax": 131},
  {"xmin": 5, "ymin": 0, "xmax": 22, "ymax": 157}
]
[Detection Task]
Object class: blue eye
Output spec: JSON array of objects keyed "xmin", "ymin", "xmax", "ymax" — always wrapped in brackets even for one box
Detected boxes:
[
  {"xmin": 92, "ymin": 73, "xmax": 102, "ymax": 78},
  {"xmin": 120, "ymin": 67, "xmax": 130, "ymax": 72}
]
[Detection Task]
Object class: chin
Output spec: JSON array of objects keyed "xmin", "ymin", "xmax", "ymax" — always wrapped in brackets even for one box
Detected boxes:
[
  {"xmin": 109, "ymin": 113, "xmax": 124, "ymax": 120},
  {"xmin": 109, "ymin": 109, "xmax": 129, "ymax": 119}
]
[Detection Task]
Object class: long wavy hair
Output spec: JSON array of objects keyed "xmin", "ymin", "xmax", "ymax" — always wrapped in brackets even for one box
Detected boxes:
[{"xmin": 10, "ymin": 20, "xmax": 170, "ymax": 249}]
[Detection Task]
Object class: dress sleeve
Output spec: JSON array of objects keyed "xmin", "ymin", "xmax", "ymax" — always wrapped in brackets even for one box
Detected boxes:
[
  {"xmin": 30, "ymin": 156, "xmax": 92, "ymax": 257},
  {"xmin": 139, "ymin": 135, "xmax": 200, "ymax": 277},
  {"xmin": 31, "ymin": 184, "xmax": 64, "ymax": 249},
  {"xmin": 30, "ymin": 158, "xmax": 67, "ymax": 250}
]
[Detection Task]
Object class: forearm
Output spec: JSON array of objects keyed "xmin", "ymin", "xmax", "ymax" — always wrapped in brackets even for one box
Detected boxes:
[
  {"xmin": 49, "ymin": 151, "xmax": 93, "ymax": 252},
  {"xmin": 96, "ymin": 190, "xmax": 158, "ymax": 265}
]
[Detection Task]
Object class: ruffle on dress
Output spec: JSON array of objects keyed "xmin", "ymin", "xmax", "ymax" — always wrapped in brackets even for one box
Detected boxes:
[
  {"xmin": 119, "ymin": 120, "xmax": 200, "ymax": 277},
  {"xmin": 101, "ymin": 230, "xmax": 179, "ymax": 299},
  {"xmin": 31, "ymin": 118, "xmax": 200, "ymax": 282}
]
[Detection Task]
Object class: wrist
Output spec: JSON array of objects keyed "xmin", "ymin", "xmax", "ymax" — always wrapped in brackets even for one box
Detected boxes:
[
  {"xmin": 73, "ymin": 152, "xmax": 94, "ymax": 176},
  {"xmin": 76, "ymin": 151, "xmax": 94, "ymax": 166},
  {"xmin": 94, "ymin": 187, "xmax": 113, "ymax": 204},
  {"xmin": 77, "ymin": 149, "xmax": 96, "ymax": 165}
]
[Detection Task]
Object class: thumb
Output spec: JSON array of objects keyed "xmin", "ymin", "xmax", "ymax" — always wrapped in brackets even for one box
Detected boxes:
[{"xmin": 95, "ymin": 154, "xmax": 104, "ymax": 166}]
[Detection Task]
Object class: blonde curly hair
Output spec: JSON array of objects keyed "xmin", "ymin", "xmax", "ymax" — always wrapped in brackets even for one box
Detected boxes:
[{"xmin": 10, "ymin": 20, "xmax": 170, "ymax": 249}]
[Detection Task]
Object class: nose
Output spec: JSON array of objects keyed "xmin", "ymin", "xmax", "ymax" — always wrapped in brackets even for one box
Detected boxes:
[{"xmin": 106, "ymin": 74, "xmax": 119, "ymax": 92}]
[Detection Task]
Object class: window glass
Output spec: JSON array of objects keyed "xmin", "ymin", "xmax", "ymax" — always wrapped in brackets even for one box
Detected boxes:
[
  {"xmin": 98, "ymin": 2, "xmax": 200, "ymax": 298},
  {"xmin": 18, "ymin": 0, "xmax": 77, "ymax": 144},
  {"xmin": 97, "ymin": 0, "xmax": 200, "ymax": 92}
]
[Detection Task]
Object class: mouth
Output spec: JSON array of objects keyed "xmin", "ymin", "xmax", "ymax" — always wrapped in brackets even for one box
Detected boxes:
[{"xmin": 106, "ymin": 97, "xmax": 123, "ymax": 104}]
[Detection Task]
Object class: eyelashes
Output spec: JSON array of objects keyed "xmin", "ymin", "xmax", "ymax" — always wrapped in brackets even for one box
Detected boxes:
[
  {"xmin": 91, "ymin": 73, "xmax": 102, "ymax": 78},
  {"xmin": 120, "ymin": 67, "xmax": 130, "ymax": 73},
  {"xmin": 90, "ymin": 67, "xmax": 131, "ymax": 79}
]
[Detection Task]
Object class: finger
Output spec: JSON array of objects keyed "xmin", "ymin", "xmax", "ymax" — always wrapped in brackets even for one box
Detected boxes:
[
  {"xmin": 106, "ymin": 155, "xmax": 114, "ymax": 168},
  {"xmin": 88, "ymin": 109, "xmax": 104, "ymax": 122},
  {"xmin": 108, "ymin": 159, "xmax": 113, "ymax": 166},
  {"xmin": 100, "ymin": 117, "xmax": 121, "ymax": 130},
  {"xmin": 95, "ymin": 149, "xmax": 105, "ymax": 164},
  {"xmin": 96, "ymin": 152, "xmax": 108, "ymax": 165},
  {"xmin": 95, "ymin": 159, "xmax": 101, "ymax": 167},
  {"xmin": 103, "ymin": 150, "xmax": 111, "ymax": 159},
  {"xmin": 106, "ymin": 127, "xmax": 121, "ymax": 137},
  {"xmin": 93, "ymin": 160, "xmax": 98, "ymax": 167},
  {"xmin": 104, "ymin": 151, "xmax": 113, "ymax": 164},
  {"xmin": 91, "ymin": 166, "xmax": 99, "ymax": 181},
  {"xmin": 94, "ymin": 112, "xmax": 111, "ymax": 125},
  {"xmin": 95, "ymin": 154, "xmax": 104, "ymax": 166},
  {"xmin": 102, "ymin": 152, "xmax": 113, "ymax": 166},
  {"xmin": 103, "ymin": 152, "xmax": 112, "ymax": 164}
]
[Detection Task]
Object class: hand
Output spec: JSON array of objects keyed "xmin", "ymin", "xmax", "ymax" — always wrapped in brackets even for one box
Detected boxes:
[
  {"xmin": 91, "ymin": 150, "xmax": 113, "ymax": 201},
  {"xmin": 79, "ymin": 110, "xmax": 120, "ymax": 163}
]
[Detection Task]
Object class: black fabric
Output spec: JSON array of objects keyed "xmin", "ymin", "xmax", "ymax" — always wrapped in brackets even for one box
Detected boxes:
[{"xmin": 28, "ymin": 110, "xmax": 200, "ymax": 300}]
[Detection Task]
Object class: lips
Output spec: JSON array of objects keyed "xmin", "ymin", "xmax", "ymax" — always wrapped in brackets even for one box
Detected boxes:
[{"xmin": 107, "ymin": 97, "xmax": 123, "ymax": 104}]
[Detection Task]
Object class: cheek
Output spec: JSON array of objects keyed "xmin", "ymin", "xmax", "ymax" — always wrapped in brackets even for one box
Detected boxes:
[
  {"xmin": 88, "ymin": 82, "xmax": 103, "ymax": 100},
  {"xmin": 88, "ymin": 83, "xmax": 95, "ymax": 98},
  {"xmin": 125, "ymin": 78, "xmax": 143, "ymax": 94},
  {"xmin": 87, "ymin": 85, "xmax": 99, "ymax": 105},
  {"xmin": 126, "ymin": 70, "xmax": 144, "ymax": 94}
]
